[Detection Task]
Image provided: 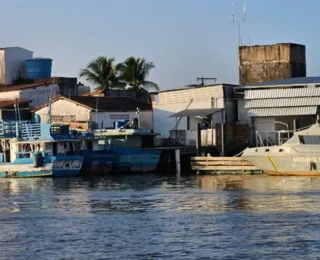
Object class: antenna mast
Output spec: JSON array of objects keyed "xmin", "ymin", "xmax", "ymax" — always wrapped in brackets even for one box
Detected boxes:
[
  {"xmin": 197, "ymin": 77, "xmax": 217, "ymax": 86},
  {"xmin": 232, "ymin": 1, "xmax": 246, "ymax": 47}
]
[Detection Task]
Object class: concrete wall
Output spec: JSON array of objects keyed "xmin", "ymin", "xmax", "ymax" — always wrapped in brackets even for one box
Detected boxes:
[
  {"xmin": 0, "ymin": 50, "xmax": 4, "ymax": 85},
  {"xmin": 239, "ymin": 43, "xmax": 306, "ymax": 85},
  {"xmin": 4, "ymin": 47, "xmax": 33, "ymax": 85},
  {"xmin": 35, "ymin": 98, "xmax": 91, "ymax": 123},
  {"xmin": 0, "ymin": 84, "xmax": 58, "ymax": 107}
]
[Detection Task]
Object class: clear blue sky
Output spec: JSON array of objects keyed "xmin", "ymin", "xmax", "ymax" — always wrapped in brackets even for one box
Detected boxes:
[{"xmin": 1, "ymin": 0, "xmax": 319, "ymax": 90}]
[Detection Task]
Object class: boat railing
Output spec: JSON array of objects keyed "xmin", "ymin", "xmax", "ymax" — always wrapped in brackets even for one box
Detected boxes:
[
  {"xmin": 255, "ymin": 124, "xmax": 313, "ymax": 147},
  {"xmin": 0, "ymin": 120, "xmax": 31, "ymax": 138}
]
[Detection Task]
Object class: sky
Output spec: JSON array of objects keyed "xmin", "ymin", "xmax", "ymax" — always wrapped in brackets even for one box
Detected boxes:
[{"xmin": 0, "ymin": 0, "xmax": 319, "ymax": 90}]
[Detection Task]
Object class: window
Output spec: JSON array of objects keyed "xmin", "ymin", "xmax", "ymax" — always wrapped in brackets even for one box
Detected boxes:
[{"xmin": 299, "ymin": 135, "xmax": 320, "ymax": 145}]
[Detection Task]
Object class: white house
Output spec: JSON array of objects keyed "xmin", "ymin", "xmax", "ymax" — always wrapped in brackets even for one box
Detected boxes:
[
  {"xmin": 236, "ymin": 77, "xmax": 320, "ymax": 145},
  {"xmin": 0, "ymin": 47, "xmax": 33, "ymax": 85},
  {"xmin": 0, "ymin": 82, "xmax": 59, "ymax": 107},
  {"xmin": 31, "ymin": 96, "xmax": 153, "ymax": 129},
  {"xmin": 152, "ymin": 84, "xmax": 238, "ymax": 145}
]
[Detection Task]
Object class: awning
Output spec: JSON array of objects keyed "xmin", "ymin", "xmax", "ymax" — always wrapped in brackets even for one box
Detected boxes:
[{"xmin": 169, "ymin": 108, "xmax": 222, "ymax": 118}]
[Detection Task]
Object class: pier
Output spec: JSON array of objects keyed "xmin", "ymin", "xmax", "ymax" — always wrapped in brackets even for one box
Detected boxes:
[{"xmin": 191, "ymin": 156, "xmax": 263, "ymax": 175}]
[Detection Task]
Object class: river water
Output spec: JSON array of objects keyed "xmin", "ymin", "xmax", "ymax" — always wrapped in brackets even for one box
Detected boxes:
[{"xmin": 0, "ymin": 175, "xmax": 319, "ymax": 259}]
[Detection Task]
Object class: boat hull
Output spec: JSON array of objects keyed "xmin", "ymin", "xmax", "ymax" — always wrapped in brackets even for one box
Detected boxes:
[
  {"xmin": 243, "ymin": 147, "xmax": 320, "ymax": 176},
  {"xmin": 112, "ymin": 148, "xmax": 161, "ymax": 174},
  {"xmin": 0, "ymin": 156, "xmax": 83, "ymax": 178},
  {"xmin": 80, "ymin": 151, "xmax": 114, "ymax": 175}
]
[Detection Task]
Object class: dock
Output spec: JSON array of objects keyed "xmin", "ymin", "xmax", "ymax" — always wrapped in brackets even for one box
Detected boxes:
[{"xmin": 191, "ymin": 156, "xmax": 263, "ymax": 175}]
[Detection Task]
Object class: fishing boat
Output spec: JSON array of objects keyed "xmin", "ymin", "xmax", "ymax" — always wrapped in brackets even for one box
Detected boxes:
[
  {"xmin": 0, "ymin": 121, "xmax": 84, "ymax": 178},
  {"xmin": 242, "ymin": 114, "xmax": 320, "ymax": 176},
  {"xmin": 72, "ymin": 132, "xmax": 115, "ymax": 176},
  {"xmin": 94, "ymin": 119, "xmax": 161, "ymax": 174}
]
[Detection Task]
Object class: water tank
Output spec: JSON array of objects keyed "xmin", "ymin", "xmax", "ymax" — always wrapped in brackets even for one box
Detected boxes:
[
  {"xmin": 115, "ymin": 120, "xmax": 129, "ymax": 129},
  {"xmin": 25, "ymin": 58, "xmax": 52, "ymax": 79}
]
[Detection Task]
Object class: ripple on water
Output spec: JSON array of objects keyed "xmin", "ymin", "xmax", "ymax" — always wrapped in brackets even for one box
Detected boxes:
[{"xmin": 0, "ymin": 175, "xmax": 320, "ymax": 259}]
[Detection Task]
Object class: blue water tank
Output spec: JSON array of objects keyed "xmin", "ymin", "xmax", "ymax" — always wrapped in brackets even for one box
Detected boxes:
[
  {"xmin": 115, "ymin": 120, "xmax": 129, "ymax": 129},
  {"xmin": 25, "ymin": 58, "xmax": 53, "ymax": 79}
]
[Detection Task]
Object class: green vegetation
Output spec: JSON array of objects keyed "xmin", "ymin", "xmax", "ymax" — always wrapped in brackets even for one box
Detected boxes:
[{"xmin": 80, "ymin": 56, "xmax": 159, "ymax": 92}]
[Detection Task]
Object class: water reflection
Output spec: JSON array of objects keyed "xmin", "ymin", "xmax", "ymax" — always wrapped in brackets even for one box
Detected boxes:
[{"xmin": 0, "ymin": 175, "xmax": 320, "ymax": 259}]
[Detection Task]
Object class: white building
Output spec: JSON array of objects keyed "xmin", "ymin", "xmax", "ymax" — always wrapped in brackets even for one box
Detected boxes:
[
  {"xmin": 0, "ymin": 82, "xmax": 59, "ymax": 107},
  {"xmin": 236, "ymin": 77, "xmax": 320, "ymax": 145},
  {"xmin": 32, "ymin": 96, "xmax": 153, "ymax": 129},
  {"xmin": 152, "ymin": 84, "xmax": 238, "ymax": 145},
  {"xmin": 0, "ymin": 47, "xmax": 33, "ymax": 85}
]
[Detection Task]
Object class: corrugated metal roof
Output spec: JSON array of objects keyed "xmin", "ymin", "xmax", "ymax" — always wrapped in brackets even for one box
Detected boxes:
[
  {"xmin": 245, "ymin": 87, "xmax": 320, "ymax": 99},
  {"xmin": 241, "ymin": 77, "xmax": 320, "ymax": 89},
  {"xmin": 247, "ymin": 106, "xmax": 317, "ymax": 117},
  {"xmin": 245, "ymin": 97, "xmax": 320, "ymax": 108},
  {"xmin": 168, "ymin": 108, "xmax": 222, "ymax": 117}
]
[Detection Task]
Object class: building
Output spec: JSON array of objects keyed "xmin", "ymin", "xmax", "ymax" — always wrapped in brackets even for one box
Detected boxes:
[
  {"xmin": 33, "ymin": 77, "xmax": 78, "ymax": 97},
  {"xmin": 152, "ymin": 84, "xmax": 239, "ymax": 147},
  {"xmin": 31, "ymin": 96, "xmax": 153, "ymax": 129},
  {"xmin": 0, "ymin": 47, "xmax": 33, "ymax": 85},
  {"xmin": 239, "ymin": 43, "xmax": 306, "ymax": 85},
  {"xmin": 0, "ymin": 81, "xmax": 59, "ymax": 107},
  {"xmin": 0, "ymin": 99, "xmax": 31, "ymax": 121},
  {"xmin": 84, "ymin": 88, "xmax": 151, "ymax": 103},
  {"xmin": 236, "ymin": 77, "xmax": 320, "ymax": 145}
]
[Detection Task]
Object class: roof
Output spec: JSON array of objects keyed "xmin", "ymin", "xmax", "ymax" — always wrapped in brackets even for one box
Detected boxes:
[
  {"xmin": 0, "ymin": 81, "xmax": 55, "ymax": 92},
  {"xmin": 0, "ymin": 46, "xmax": 33, "ymax": 52},
  {"xmin": 239, "ymin": 42, "xmax": 305, "ymax": 49},
  {"xmin": 31, "ymin": 96, "xmax": 152, "ymax": 112},
  {"xmin": 159, "ymin": 83, "xmax": 238, "ymax": 93},
  {"xmin": 0, "ymin": 99, "xmax": 31, "ymax": 109},
  {"xmin": 239, "ymin": 77, "xmax": 320, "ymax": 90},
  {"xmin": 247, "ymin": 106, "xmax": 317, "ymax": 117},
  {"xmin": 169, "ymin": 108, "xmax": 222, "ymax": 118}
]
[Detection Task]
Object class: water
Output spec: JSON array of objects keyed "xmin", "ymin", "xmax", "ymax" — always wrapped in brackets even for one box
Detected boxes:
[{"xmin": 0, "ymin": 175, "xmax": 320, "ymax": 259}]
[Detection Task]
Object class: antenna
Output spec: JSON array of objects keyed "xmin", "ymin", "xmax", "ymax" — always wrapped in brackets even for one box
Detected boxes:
[
  {"xmin": 197, "ymin": 77, "xmax": 217, "ymax": 86},
  {"xmin": 232, "ymin": 0, "xmax": 246, "ymax": 47}
]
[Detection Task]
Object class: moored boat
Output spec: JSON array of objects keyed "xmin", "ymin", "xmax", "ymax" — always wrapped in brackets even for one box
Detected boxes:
[
  {"xmin": 242, "ymin": 121, "xmax": 320, "ymax": 176},
  {"xmin": 0, "ymin": 121, "xmax": 83, "ymax": 178},
  {"xmin": 94, "ymin": 121, "xmax": 161, "ymax": 174}
]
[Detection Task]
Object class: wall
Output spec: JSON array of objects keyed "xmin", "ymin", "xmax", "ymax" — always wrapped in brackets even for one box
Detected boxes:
[
  {"xmin": 237, "ymin": 98, "xmax": 247, "ymax": 123},
  {"xmin": 35, "ymin": 98, "xmax": 90, "ymax": 123},
  {"xmin": 152, "ymin": 85, "xmax": 230, "ymax": 138},
  {"xmin": 239, "ymin": 43, "xmax": 306, "ymax": 85},
  {"xmin": 19, "ymin": 84, "xmax": 59, "ymax": 107},
  {"xmin": 35, "ymin": 77, "xmax": 78, "ymax": 97},
  {"xmin": 0, "ymin": 50, "xmax": 4, "ymax": 85},
  {"xmin": 5, "ymin": 47, "xmax": 33, "ymax": 85}
]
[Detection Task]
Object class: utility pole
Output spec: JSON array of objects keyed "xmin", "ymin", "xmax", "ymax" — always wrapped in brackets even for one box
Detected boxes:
[{"xmin": 197, "ymin": 77, "xmax": 217, "ymax": 86}]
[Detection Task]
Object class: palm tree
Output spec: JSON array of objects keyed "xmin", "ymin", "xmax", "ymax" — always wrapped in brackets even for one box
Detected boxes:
[
  {"xmin": 119, "ymin": 57, "xmax": 159, "ymax": 91},
  {"xmin": 79, "ymin": 56, "xmax": 124, "ymax": 91}
]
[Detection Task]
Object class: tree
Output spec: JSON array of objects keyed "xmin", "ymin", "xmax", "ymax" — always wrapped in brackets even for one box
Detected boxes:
[
  {"xmin": 79, "ymin": 56, "xmax": 124, "ymax": 91},
  {"xmin": 119, "ymin": 57, "xmax": 159, "ymax": 91}
]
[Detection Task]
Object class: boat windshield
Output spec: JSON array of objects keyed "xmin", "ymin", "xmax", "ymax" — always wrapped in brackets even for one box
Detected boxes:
[{"xmin": 298, "ymin": 135, "xmax": 320, "ymax": 145}]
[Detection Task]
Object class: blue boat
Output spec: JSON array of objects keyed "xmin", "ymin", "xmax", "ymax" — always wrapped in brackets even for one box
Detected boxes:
[
  {"xmin": 0, "ymin": 121, "xmax": 84, "ymax": 178},
  {"xmin": 94, "ymin": 127, "xmax": 161, "ymax": 174},
  {"xmin": 69, "ymin": 131, "xmax": 115, "ymax": 176}
]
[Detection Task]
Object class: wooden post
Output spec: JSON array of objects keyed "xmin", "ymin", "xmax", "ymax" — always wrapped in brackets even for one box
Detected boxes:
[
  {"xmin": 221, "ymin": 123, "xmax": 225, "ymax": 156},
  {"xmin": 196, "ymin": 123, "xmax": 201, "ymax": 156},
  {"xmin": 175, "ymin": 149, "xmax": 181, "ymax": 177}
]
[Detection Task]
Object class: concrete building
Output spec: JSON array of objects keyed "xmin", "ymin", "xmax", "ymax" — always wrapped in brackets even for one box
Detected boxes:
[
  {"xmin": 0, "ymin": 81, "xmax": 59, "ymax": 107},
  {"xmin": 239, "ymin": 43, "xmax": 306, "ymax": 85},
  {"xmin": 152, "ymin": 84, "xmax": 238, "ymax": 146},
  {"xmin": 0, "ymin": 47, "xmax": 33, "ymax": 85},
  {"xmin": 236, "ymin": 77, "xmax": 320, "ymax": 146},
  {"xmin": 31, "ymin": 96, "xmax": 153, "ymax": 129}
]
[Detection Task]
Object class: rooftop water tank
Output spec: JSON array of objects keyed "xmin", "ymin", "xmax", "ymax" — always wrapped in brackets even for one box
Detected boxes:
[{"xmin": 25, "ymin": 58, "xmax": 52, "ymax": 79}]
